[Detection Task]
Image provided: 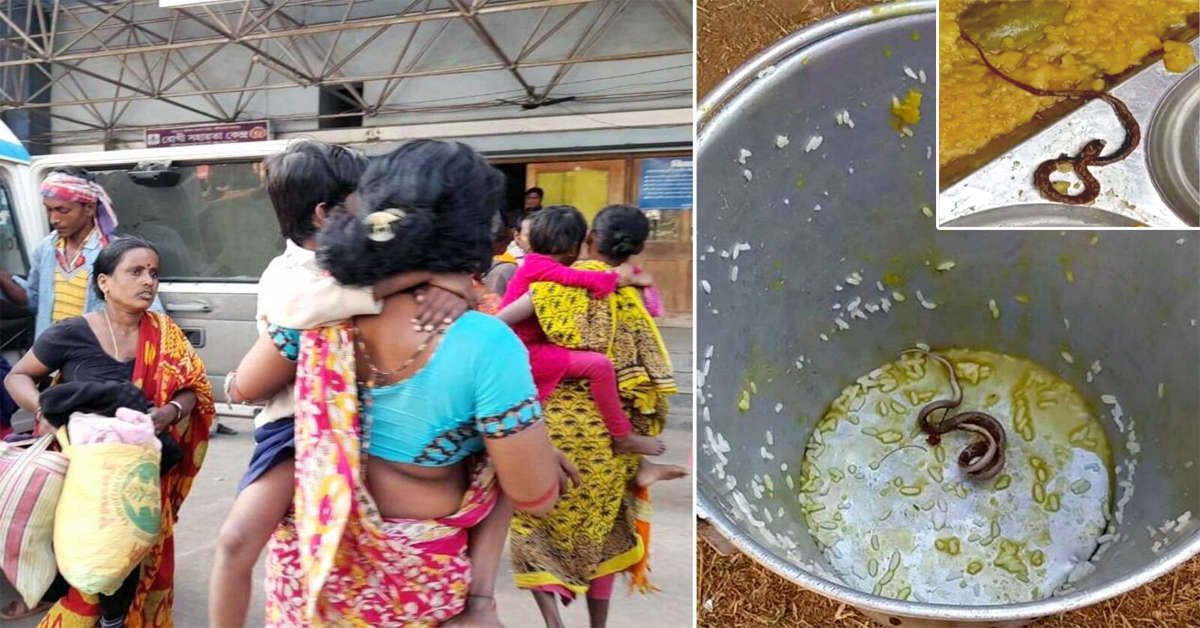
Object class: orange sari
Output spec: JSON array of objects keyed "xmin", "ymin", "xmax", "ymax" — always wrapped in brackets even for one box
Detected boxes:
[{"xmin": 39, "ymin": 311, "xmax": 215, "ymax": 628}]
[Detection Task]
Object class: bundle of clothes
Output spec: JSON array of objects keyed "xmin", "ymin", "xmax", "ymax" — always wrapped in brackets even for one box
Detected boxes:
[{"xmin": 40, "ymin": 381, "xmax": 180, "ymax": 475}]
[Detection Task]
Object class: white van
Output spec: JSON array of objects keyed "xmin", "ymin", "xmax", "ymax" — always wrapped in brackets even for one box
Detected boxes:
[
  {"xmin": 0, "ymin": 123, "xmax": 35, "ymax": 371},
  {"xmin": 2, "ymin": 133, "xmax": 297, "ymax": 424},
  {"xmin": 1, "ymin": 117, "xmax": 694, "ymax": 430}
]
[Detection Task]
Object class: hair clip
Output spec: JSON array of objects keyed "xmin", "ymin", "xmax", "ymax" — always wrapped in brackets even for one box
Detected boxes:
[{"xmin": 365, "ymin": 208, "xmax": 407, "ymax": 242}]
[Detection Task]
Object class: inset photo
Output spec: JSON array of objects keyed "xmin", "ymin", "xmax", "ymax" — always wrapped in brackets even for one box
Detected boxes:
[{"xmin": 939, "ymin": 0, "xmax": 1199, "ymax": 228}]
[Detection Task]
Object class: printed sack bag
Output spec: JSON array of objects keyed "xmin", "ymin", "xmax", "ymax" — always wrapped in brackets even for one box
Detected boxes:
[
  {"xmin": 0, "ymin": 434, "xmax": 68, "ymax": 608},
  {"xmin": 53, "ymin": 428, "xmax": 161, "ymax": 595}
]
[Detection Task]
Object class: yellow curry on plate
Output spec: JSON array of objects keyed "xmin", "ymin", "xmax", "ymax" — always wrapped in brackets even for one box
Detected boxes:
[{"xmin": 939, "ymin": 0, "xmax": 1196, "ymax": 168}]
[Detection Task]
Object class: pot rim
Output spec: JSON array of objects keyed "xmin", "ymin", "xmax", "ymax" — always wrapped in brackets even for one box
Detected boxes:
[
  {"xmin": 695, "ymin": 0, "xmax": 1200, "ymax": 621},
  {"xmin": 697, "ymin": 490, "xmax": 1200, "ymax": 622}
]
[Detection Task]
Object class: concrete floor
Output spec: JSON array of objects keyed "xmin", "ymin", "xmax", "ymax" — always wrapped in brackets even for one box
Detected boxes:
[{"xmin": 3, "ymin": 327, "xmax": 695, "ymax": 628}]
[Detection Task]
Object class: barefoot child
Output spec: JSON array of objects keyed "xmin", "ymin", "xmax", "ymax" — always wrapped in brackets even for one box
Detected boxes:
[
  {"xmin": 497, "ymin": 205, "xmax": 665, "ymax": 457},
  {"xmin": 207, "ymin": 141, "xmax": 502, "ymax": 627}
]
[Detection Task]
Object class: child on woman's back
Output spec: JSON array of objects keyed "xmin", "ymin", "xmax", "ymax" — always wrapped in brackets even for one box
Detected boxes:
[
  {"xmin": 207, "ymin": 141, "xmax": 499, "ymax": 628},
  {"xmin": 499, "ymin": 205, "xmax": 664, "ymax": 457}
]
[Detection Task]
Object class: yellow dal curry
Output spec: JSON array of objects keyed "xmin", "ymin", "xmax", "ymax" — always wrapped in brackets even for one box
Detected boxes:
[{"xmin": 939, "ymin": 0, "xmax": 1195, "ymax": 168}]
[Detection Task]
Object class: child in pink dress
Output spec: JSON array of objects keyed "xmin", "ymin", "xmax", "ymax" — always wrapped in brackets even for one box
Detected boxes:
[{"xmin": 499, "ymin": 205, "xmax": 665, "ymax": 457}]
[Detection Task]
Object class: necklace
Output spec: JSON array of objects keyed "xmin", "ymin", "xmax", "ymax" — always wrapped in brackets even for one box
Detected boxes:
[
  {"xmin": 355, "ymin": 325, "xmax": 444, "ymax": 390},
  {"xmin": 103, "ymin": 310, "xmax": 134, "ymax": 361}
]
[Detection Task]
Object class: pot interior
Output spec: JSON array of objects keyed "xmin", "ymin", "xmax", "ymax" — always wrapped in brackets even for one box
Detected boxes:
[{"xmin": 696, "ymin": 2, "xmax": 1200, "ymax": 621}]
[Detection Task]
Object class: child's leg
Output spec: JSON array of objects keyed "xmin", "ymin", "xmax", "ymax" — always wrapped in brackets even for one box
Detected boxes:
[
  {"xmin": 208, "ymin": 459, "xmax": 294, "ymax": 628},
  {"xmin": 634, "ymin": 457, "xmax": 689, "ymax": 489},
  {"xmin": 563, "ymin": 350, "xmax": 664, "ymax": 456},
  {"xmin": 444, "ymin": 496, "xmax": 513, "ymax": 628}
]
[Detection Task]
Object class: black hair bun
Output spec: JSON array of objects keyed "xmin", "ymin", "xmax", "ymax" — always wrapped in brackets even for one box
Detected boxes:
[
  {"xmin": 592, "ymin": 204, "xmax": 649, "ymax": 263},
  {"xmin": 316, "ymin": 206, "xmax": 434, "ymax": 286},
  {"xmin": 315, "ymin": 140, "xmax": 502, "ymax": 284},
  {"xmin": 607, "ymin": 232, "xmax": 640, "ymax": 258}
]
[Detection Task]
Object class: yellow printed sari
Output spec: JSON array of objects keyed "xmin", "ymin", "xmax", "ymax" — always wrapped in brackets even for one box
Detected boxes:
[{"xmin": 509, "ymin": 260, "xmax": 677, "ymax": 597}]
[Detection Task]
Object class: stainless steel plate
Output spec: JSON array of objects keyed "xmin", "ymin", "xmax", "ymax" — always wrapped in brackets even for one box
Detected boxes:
[
  {"xmin": 1146, "ymin": 65, "xmax": 1200, "ymax": 224},
  {"xmin": 941, "ymin": 203, "xmax": 1145, "ymax": 228}
]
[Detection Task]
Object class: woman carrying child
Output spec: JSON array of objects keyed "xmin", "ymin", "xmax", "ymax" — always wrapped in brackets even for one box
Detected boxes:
[
  {"xmin": 217, "ymin": 140, "xmax": 569, "ymax": 627},
  {"xmin": 498, "ymin": 205, "xmax": 664, "ymax": 457},
  {"xmin": 506, "ymin": 204, "xmax": 686, "ymax": 628},
  {"xmin": 208, "ymin": 140, "xmax": 483, "ymax": 628}
]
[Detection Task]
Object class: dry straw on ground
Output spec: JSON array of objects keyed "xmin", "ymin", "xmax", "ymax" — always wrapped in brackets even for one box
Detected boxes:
[
  {"xmin": 698, "ymin": 541, "xmax": 1200, "ymax": 628},
  {"xmin": 696, "ymin": 1, "xmax": 1200, "ymax": 627},
  {"xmin": 697, "ymin": 0, "xmax": 887, "ymax": 97}
]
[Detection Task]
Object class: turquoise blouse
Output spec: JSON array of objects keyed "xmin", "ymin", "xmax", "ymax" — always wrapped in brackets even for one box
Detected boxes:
[{"xmin": 270, "ymin": 311, "xmax": 542, "ymax": 466}]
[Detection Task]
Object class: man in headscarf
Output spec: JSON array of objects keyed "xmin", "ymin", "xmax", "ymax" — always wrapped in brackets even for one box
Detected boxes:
[{"xmin": 0, "ymin": 166, "xmax": 161, "ymax": 340}]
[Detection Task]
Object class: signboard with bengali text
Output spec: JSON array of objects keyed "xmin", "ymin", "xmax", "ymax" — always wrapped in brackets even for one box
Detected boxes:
[{"xmin": 145, "ymin": 120, "xmax": 271, "ymax": 148}]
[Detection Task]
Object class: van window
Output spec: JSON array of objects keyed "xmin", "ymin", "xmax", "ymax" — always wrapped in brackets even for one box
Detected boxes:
[
  {"xmin": 0, "ymin": 182, "xmax": 26, "ymax": 277},
  {"xmin": 91, "ymin": 161, "xmax": 283, "ymax": 281}
]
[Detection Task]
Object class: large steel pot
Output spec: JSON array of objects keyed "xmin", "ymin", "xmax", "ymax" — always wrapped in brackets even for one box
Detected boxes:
[{"xmin": 695, "ymin": 2, "xmax": 1200, "ymax": 626}]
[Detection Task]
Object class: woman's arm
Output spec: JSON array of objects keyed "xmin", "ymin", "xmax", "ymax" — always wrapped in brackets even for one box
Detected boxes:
[
  {"xmin": 4, "ymin": 350, "xmax": 52, "ymax": 431},
  {"xmin": 151, "ymin": 389, "xmax": 198, "ymax": 433},
  {"xmin": 228, "ymin": 334, "xmax": 297, "ymax": 403},
  {"xmin": 473, "ymin": 325, "xmax": 563, "ymax": 514},
  {"xmin": 483, "ymin": 421, "xmax": 561, "ymax": 516},
  {"xmin": 495, "ymin": 293, "xmax": 534, "ymax": 326}
]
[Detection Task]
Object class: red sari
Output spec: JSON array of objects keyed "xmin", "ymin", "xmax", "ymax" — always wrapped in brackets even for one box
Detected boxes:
[{"xmin": 40, "ymin": 311, "xmax": 215, "ymax": 628}]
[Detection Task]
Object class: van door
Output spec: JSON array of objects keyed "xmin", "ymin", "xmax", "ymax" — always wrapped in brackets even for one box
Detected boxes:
[
  {"xmin": 0, "ymin": 160, "xmax": 37, "ymax": 432},
  {"xmin": 49, "ymin": 159, "xmax": 284, "ymax": 413},
  {"xmin": 0, "ymin": 162, "xmax": 34, "ymax": 354}
]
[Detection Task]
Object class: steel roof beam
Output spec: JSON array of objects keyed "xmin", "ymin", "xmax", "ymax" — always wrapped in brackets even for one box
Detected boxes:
[
  {"xmin": 447, "ymin": 0, "xmax": 536, "ymax": 100},
  {"xmin": 0, "ymin": 0, "xmax": 601, "ymax": 69},
  {"xmin": 31, "ymin": 90, "xmax": 690, "ymax": 140},
  {"xmin": 0, "ymin": 15, "xmax": 225, "ymax": 121},
  {"xmin": 175, "ymin": 6, "xmax": 316, "ymax": 87},
  {"xmin": 70, "ymin": 0, "xmax": 232, "ymax": 119},
  {"xmin": 3, "ymin": 47, "xmax": 687, "ymax": 111},
  {"xmin": 537, "ymin": 0, "xmax": 626, "ymax": 101}
]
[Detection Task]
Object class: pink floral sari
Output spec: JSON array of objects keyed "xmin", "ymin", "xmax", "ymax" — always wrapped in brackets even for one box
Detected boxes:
[{"xmin": 263, "ymin": 325, "xmax": 498, "ymax": 627}]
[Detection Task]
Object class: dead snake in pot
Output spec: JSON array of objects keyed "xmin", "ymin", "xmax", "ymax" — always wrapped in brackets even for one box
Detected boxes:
[
  {"xmin": 902, "ymin": 349, "xmax": 1008, "ymax": 481},
  {"xmin": 960, "ymin": 32, "xmax": 1140, "ymax": 205}
]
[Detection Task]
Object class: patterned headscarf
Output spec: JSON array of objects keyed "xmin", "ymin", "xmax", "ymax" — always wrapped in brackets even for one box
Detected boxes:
[{"xmin": 40, "ymin": 170, "xmax": 119, "ymax": 241}]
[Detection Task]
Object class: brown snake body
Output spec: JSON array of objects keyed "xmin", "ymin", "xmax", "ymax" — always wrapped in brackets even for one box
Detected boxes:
[
  {"xmin": 960, "ymin": 32, "xmax": 1141, "ymax": 205},
  {"xmin": 903, "ymin": 350, "xmax": 1008, "ymax": 481}
]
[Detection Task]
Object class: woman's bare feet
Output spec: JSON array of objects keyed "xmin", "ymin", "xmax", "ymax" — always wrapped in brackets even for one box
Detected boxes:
[
  {"xmin": 635, "ymin": 459, "xmax": 688, "ymax": 488},
  {"xmin": 443, "ymin": 596, "xmax": 505, "ymax": 628},
  {"xmin": 612, "ymin": 434, "xmax": 666, "ymax": 456}
]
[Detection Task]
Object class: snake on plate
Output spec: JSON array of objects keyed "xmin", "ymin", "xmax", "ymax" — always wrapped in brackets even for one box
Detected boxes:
[
  {"xmin": 960, "ymin": 31, "xmax": 1141, "ymax": 205},
  {"xmin": 903, "ymin": 349, "xmax": 1008, "ymax": 481}
]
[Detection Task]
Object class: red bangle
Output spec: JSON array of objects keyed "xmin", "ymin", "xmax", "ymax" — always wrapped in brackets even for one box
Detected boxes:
[{"xmin": 513, "ymin": 479, "xmax": 560, "ymax": 511}]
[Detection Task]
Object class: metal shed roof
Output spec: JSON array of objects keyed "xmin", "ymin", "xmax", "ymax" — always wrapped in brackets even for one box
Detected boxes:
[{"xmin": 0, "ymin": 0, "xmax": 691, "ymax": 147}]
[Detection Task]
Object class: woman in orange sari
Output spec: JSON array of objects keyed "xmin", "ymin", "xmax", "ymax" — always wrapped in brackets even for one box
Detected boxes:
[{"xmin": 4, "ymin": 237, "xmax": 215, "ymax": 627}]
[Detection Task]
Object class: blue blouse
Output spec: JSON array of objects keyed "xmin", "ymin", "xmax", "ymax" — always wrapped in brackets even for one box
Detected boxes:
[{"xmin": 270, "ymin": 311, "xmax": 542, "ymax": 467}]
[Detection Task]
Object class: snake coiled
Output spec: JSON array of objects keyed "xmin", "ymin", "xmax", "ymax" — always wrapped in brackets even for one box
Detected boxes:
[
  {"xmin": 903, "ymin": 349, "xmax": 1008, "ymax": 481},
  {"xmin": 960, "ymin": 32, "xmax": 1140, "ymax": 205}
]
